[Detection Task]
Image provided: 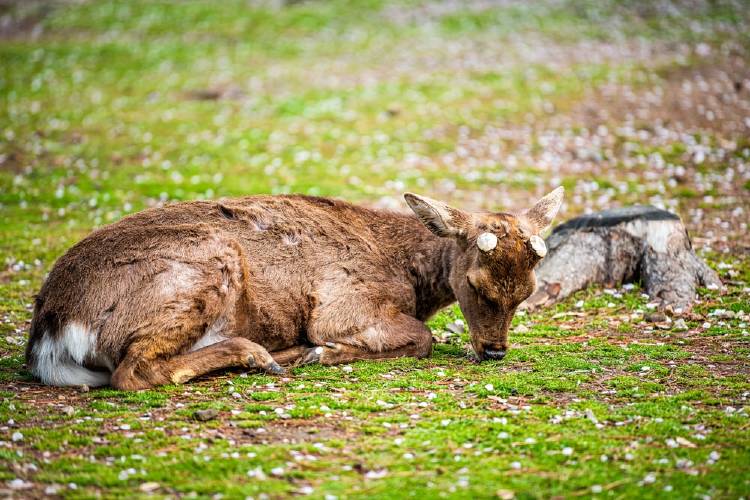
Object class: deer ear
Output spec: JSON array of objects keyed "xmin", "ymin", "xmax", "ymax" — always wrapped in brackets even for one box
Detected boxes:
[
  {"xmin": 525, "ymin": 187, "xmax": 564, "ymax": 233},
  {"xmin": 404, "ymin": 193, "xmax": 471, "ymax": 238}
]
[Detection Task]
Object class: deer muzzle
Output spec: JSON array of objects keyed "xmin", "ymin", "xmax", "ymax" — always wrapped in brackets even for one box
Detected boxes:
[{"xmin": 482, "ymin": 349, "xmax": 507, "ymax": 360}]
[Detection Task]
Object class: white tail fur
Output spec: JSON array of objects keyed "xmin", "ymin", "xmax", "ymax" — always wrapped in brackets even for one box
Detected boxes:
[{"xmin": 30, "ymin": 323, "xmax": 111, "ymax": 387}]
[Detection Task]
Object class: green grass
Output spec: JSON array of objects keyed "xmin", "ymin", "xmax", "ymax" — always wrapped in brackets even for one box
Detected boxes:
[{"xmin": 1, "ymin": 0, "xmax": 750, "ymax": 498}]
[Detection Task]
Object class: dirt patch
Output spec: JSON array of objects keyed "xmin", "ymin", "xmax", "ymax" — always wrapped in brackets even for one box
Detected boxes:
[
  {"xmin": 417, "ymin": 51, "xmax": 750, "ymax": 258},
  {"xmin": 182, "ymin": 86, "xmax": 246, "ymax": 102},
  {"xmin": 677, "ymin": 334, "xmax": 750, "ymax": 377},
  {"xmin": 0, "ymin": 0, "xmax": 54, "ymax": 40},
  {"xmin": 575, "ymin": 56, "xmax": 750, "ymax": 137},
  {"xmin": 0, "ymin": 148, "xmax": 30, "ymax": 174},
  {"xmin": 522, "ymin": 312, "xmax": 750, "ymax": 401},
  {"xmin": 219, "ymin": 417, "xmax": 356, "ymax": 445}
]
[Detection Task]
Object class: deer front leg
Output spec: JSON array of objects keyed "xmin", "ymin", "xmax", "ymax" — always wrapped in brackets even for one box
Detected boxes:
[
  {"xmin": 270, "ymin": 345, "xmax": 313, "ymax": 366},
  {"xmin": 304, "ymin": 311, "xmax": 433, "ymax": 366}
]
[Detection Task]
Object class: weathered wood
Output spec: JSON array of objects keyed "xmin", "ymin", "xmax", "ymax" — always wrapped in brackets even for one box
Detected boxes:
[{"xmin": 523, "ymin": 206, "xmax": 722, "ymax": 311}]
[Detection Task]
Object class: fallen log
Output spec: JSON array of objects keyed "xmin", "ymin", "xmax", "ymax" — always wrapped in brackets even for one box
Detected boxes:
[{"xmin": 523, "ymin": 205, "xmax": 722, "ymax": 312}]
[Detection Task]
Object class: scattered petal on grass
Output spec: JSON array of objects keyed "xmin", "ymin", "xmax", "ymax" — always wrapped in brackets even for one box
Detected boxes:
[
  {"xmin": 247, "ymin": 468, "xmax": 267, "ymax": 480},
  {"xmin": 139, "ymin": 482, "xmax": 160, "ymax": 493},
  {"xmin": 365, "ymin": 469, "xmax": 388, "ymax": 480},
  {"xmin": 8, "ymin": 479, "xmax": 33, "ymax": 490}
]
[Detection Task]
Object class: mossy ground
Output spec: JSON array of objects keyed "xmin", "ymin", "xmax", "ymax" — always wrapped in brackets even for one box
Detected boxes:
[{"xmin": 1, "ymin": 0, "xmax": 749, "ymax": 498}]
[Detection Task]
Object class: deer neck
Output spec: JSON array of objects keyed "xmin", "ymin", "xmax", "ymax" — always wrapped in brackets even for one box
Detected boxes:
[{"xmin": 408, "ymin": 233, "xmax": 459, "ymax": 321}]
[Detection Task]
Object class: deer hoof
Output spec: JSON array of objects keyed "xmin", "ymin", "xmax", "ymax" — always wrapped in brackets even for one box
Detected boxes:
[
  {"xmin": 248, "ymin": 354, "xmax": 287, "ymax": 375},
  {"xmin": 265, "ymin": 362, "xmax": 286, "ymax": 376},
  {"xmin": 301, "ymin": 346, "xmax": 324, "ymax": 365}
]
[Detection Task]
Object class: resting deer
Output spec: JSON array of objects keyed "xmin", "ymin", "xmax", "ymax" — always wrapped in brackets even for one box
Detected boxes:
[{"xmin": 26, "ymin": 188, "xmax": 563, "ymax": 390}]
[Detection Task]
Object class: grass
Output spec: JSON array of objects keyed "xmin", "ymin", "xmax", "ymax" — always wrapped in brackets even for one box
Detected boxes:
[{"xmin": 1, "ymin": 0, "xmax": 750, "ymax": 498}]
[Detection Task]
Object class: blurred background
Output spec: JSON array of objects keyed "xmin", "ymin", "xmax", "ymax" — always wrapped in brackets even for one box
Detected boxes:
[{"xmin": 1, "ymin": 0, "xmax": 749, "ymax": 274}]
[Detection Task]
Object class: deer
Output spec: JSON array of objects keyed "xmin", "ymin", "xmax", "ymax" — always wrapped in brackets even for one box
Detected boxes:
[{"xmin": 25, "ymin": 188, "xmax": 563, "ymax": 390}]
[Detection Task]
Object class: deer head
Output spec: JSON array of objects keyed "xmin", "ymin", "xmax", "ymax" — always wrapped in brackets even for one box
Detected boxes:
[{"xmin": 405, "ymin": 187, "xmax": 564, "ymax": 361}]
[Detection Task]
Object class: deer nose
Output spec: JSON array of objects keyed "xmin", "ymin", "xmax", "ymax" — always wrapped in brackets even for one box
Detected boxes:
[
  {"xmin": 482, "ymin": 348, "xmax": 506, "ymax": 361},
  {"xmin": 484, "ymin": 349, "xmax": 506, "ymax": 360}
]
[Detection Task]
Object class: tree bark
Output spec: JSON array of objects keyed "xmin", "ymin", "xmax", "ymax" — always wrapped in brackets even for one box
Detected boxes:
[{"xmin": 523, "ymin": 206, "xmax": 722, "ymax": 312}]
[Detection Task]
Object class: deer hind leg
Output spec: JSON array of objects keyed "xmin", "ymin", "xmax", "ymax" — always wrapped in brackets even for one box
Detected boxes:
[
  {"xmin": 305, "ymin": 307, "xmax": 433, "ymax": 366},
  {"xmin": 108, "ymin": 296, "xmax": 284, "ymax": 390},
  {"xmin": 112, "ymin": 337, "xmax": 283, "ymax": 390},
  {"xmin": 109, "ymin": 239, "xmax": 285, "ymax": 390}
]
